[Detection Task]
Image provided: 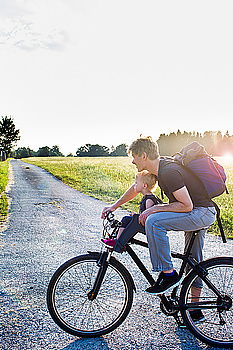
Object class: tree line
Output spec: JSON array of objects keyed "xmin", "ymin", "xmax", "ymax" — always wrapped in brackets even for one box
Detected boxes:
[
  {"xmin": 1, "ymin": 116, "xmax": 233, "ymax": 158},
  {"xmin": 14, "ymin": 130, "xmax": 233, "ymax": 158},
  {"xmin": 157, "ymin": 130, "xmax": 233, "ymax": 156},
  {"xmin": 74, "ymin": 131, "xmax": 233, "ymax": 157},
  {"xmin": 13, "ymin": 143, "xmax": 128, "ymax": 158},
  {"xmin": 76, "ymin": 143, "xmax": 128, "ymax": 157},
  {"xmin": 13, "ymin": 145, "xmax": 64, "ymax": 158}
]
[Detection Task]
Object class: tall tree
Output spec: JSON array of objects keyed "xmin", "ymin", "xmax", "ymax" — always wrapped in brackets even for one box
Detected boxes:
[
  {"xmin": 76, "ymin": 144, "xmax": 91, "ymax": 156},
  {"xmin": 14, "ymin": 147, "xmax": 34, "ymax": 159},
  {"xmin": 37, "ymin": 146, "xmax": 50, "ymax": 157},
  {"xmin": 49, "ymin": 145, "xmax": 64, "ymax": 156},
  {"xmin": 0, "ymin": 116, "xmax": 20, "ymax": 157},
  {"xmin": 110, "ymin": 143, "xmax": 128, "ymax": 156},
  {"xmin": 76, "ymin": 144, "xmax": 109, "ymax": 156}
]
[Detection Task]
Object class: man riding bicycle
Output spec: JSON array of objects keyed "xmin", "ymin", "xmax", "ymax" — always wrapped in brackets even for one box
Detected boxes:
[{"xmin": 102, "ymin": 136, "xmax": 216, "ymax": 320}]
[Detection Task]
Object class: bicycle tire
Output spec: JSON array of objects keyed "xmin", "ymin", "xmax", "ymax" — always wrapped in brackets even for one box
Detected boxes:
[
  {"xmin": 180, "ymin": 257, "xmax": 233, "ymax": 348},
  {"xmin": 47, "ymin": 253, "xmax": 134, "ymax": 337}
]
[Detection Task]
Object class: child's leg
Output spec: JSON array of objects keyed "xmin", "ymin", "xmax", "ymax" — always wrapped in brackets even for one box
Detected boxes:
[
  {"xmin": 103, "ymin": 226, "xmax": 126, "ymax": 247},
  {"xmin": 114, "ymin": 214, "xmax": 145, "ymax": 253},
  {"xmin": 116, "ymin": 215, "xmax": 133, "ymax": 239},
  {"xmin": 116, "ymin": 227, "xmax": 124, "ymax": 239},
  {"xmin": 101, "ymin": 216, "xmax": 131, "ymax": 247}
]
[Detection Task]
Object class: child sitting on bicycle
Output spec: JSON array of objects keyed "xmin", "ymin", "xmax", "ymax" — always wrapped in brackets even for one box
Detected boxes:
[{"xmin": 102, "ymin": 170, "xmax": 163, "ymax": 248}]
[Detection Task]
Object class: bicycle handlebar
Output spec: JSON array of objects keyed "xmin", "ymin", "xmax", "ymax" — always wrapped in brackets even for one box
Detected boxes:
[{"xmin": 105, "ymin": 211, "xmax": 114, "ymax": 221}]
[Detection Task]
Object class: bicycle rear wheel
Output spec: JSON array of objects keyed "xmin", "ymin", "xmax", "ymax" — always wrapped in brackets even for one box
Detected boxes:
[
  {"xmin": 47, "ymin": 253, "xmax": 134, "ymax": 337},
  {"xmin": 180, "ymin": 257, "xmax": 233, "ymax": 348}
]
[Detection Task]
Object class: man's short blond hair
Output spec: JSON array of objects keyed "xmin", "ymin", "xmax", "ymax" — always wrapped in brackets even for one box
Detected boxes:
[
  {"xmin": 136, "ymin": 170, "xmax": 158, "ymax": 191},
  {"xmin": 128, "ymin": 136, "xmax": 160, "ymax": 160}
]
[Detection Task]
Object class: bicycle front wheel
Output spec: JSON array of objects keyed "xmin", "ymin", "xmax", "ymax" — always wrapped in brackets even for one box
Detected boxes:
[
  {"xmin": 180, "ymin": 257, "xmax": 233, "ymax": 348},
  {"xmin": 47, "ymin": 253, "xmax": 134, "ymax": 337}
]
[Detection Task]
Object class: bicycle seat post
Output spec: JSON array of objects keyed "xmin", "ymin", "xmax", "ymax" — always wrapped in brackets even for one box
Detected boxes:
[
  {"xmin": 184, "ymin": 230, "xmax": 200, "ymax": 258},
  {"xmin": 174, "ymin": 230, "xmax": 202, "ymax": 279}
]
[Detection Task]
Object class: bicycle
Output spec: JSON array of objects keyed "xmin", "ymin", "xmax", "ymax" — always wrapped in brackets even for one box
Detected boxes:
[{"xmin": 47, "ymin": 212, "xmax": 233, "ymax": 348}]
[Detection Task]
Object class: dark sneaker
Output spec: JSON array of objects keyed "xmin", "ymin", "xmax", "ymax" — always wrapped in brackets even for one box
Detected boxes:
[
  {"xmin": 145, "ymin": 271, "xmax": 181, "ymax": 295},
  {"xmin": 189, "ymin": 310, "xmax": 205, "ymax": 322}
]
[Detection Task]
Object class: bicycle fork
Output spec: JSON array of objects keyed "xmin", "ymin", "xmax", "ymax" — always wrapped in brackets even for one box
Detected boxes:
[{"xmin": 87, "ymin": 250, "xmax": 111, "ymax": 301}]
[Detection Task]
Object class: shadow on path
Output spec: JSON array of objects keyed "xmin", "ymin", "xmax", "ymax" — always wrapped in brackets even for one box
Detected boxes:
[
  {"xmin": 60, "ymin": 337, "xmax": 109, "ymax": 350},
  {"xmin": 176, "ymin": 326, "xmax": 225, "ymax": 350}
]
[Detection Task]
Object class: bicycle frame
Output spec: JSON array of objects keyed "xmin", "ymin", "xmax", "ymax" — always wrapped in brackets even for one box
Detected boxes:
[
  {"xmin": 89, "ymin": 223, "xmax": 228, "ymax": 330},
  {"xmin": 87, "ymin": 251, "xmax": 111, "ymax": 301},
  {"xmin": 94, "ymin": 230, "xmax": 227, "ymax": 322}
]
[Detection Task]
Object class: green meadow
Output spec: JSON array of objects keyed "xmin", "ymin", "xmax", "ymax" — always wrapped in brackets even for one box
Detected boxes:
[
  {"xmin": 23, "ymin": 157, "xmax": 141, "ymax": 209},
  {"xmin": 23, "ymin": 156, "xmax": 233, "ymax": 238},
  {"xmin": 0, "ymin": 160, "xmax": 9, "ymax": 224}
]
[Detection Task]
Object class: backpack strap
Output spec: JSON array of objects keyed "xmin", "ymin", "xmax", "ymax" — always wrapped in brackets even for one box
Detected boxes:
[
  {"xmin": 160, "ymin": 188, "xmax": 164, "ymax": 200},
  {"xmin": 211, "ymin": 201, "xmax": 227, "ymax": 243}
]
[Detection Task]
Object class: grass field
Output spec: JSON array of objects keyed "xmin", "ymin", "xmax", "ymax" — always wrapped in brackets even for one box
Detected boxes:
[
  {"xmin": 0, "ymin": 160, "xmax": 9, "ymax": 224},
  {"xmin": 23, "ymin": 156, "xmax": 233, "ymax": 238}
]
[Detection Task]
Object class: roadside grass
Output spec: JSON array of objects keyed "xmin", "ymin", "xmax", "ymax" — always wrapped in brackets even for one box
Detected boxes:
[
  {"xmin": 0, "ymin": 160, "xmax": 9, "ymax": 224},
  {"xmin": 23, "ymin": 156, "xmax": 233, "ymax": 238},
  {"xmin": 23, "ymin": 157, "xmax": 146, "ymax": 210},
  {"xmin": 211, "ymin": 157, "xmax": 233, "ymax": 238}
]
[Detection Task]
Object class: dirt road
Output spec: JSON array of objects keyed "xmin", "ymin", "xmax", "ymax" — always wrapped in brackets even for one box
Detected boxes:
[{"xmin": 1, "ymin": 159, "xmax": 232, "ymax": 350}]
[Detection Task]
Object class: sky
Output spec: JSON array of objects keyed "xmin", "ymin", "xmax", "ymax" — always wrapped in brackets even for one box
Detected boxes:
[{"xmin": 0, "ymin": 0, "xmax": 233, "ymax": 155}]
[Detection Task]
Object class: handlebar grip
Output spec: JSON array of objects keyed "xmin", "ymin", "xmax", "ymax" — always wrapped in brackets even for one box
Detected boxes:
[{"xmin": 106, "ymin": 211, "xmax": 114, "ymax": 221}]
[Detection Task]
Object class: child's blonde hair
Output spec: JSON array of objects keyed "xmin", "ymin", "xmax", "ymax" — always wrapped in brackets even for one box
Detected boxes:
[{"xmin": 136, "ymin": 170, "xmax": 157, "ymax": 191}]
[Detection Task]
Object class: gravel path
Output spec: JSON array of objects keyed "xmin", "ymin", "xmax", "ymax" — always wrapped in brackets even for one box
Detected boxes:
[{"xmin": 1, "ymin": 159, "xmax": 232, "ymax": 350}]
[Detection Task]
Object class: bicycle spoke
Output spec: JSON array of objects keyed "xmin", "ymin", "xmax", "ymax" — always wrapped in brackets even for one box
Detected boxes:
[
  {"xmin": 94, "ymin": 299, "xmax": 108, "ymax": 323},
  {"xmin": 67, "ymin": 268, "xmax": 86, "ymax": 293},
  {"xmin": 226, "ymin": 269, "xmax": 233, "ymax": 291},
  {"xmin": 80, "ymin": 264, "xmax": 92, "ymax": 289},
  {"xmin": 95, "ymin": 298, "xmax": 120, "ymax": 315},
  {"xmin": 90, "ymin": 301, "xmax": 103, "ymax": 330}
]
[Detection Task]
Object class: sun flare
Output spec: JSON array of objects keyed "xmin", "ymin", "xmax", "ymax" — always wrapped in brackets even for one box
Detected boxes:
[
  {"xmin": 220, "ymin": 153, "xmax": 233, "ymax": 165},
  {"xmin": 223, "ymin": 152, "xmax": 233, "ymax": 159}
]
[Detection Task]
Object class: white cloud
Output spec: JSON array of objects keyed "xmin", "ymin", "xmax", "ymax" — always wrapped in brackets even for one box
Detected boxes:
[
  {"xmin": 0, "ymin": 0, "xmax": 69, "ymax": 51},
  {"xmin": 0, "ymin": 0, "xmax": 31, "ymax": 17}
]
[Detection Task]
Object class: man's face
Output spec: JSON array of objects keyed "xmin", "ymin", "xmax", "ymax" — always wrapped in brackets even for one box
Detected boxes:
[{"xmin": 131, "ymin": 153, "xmax": 147, "ymax": 172}]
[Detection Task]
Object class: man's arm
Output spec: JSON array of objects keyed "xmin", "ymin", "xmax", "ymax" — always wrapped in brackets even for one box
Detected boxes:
[
  {"xmin": 139, "ymin": 186, "xmax": 193, "ymax": 225},
  {"xmin": 101, "ymin": 184, "xmax": 138, "ymax": 218}
]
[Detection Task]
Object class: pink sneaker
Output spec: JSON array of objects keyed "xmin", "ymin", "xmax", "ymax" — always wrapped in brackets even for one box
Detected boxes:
[{"xmin": 101, "ymin": 239, "xmax": 116, "ymax": 248}]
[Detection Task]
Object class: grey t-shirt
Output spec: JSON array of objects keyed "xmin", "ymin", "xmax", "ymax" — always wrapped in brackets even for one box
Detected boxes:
[{"xmin": 158, "ymin": 157, "xmax": 214, "ymax": 207}]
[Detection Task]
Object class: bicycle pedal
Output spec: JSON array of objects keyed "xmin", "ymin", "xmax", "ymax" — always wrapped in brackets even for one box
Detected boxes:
[{"xmin": 173, "ymin": 313, "xmax": 185, "ymax": 328}]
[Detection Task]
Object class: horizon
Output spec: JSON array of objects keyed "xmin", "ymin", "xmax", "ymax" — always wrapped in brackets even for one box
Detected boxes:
[{"xmin": 13, "ymin": 128, "xmax": 233, "ymax": 157}]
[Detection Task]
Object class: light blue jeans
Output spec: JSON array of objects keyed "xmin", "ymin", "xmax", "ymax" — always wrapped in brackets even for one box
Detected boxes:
[{"xmin": 145, "ymin": 207, "xmax": 217, "ymax": 286}]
